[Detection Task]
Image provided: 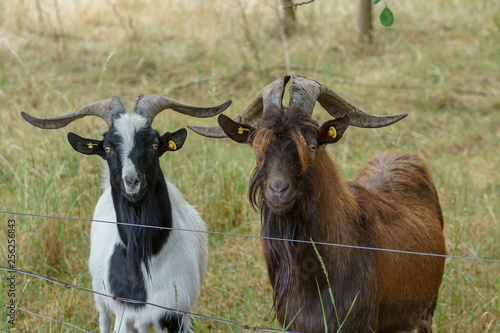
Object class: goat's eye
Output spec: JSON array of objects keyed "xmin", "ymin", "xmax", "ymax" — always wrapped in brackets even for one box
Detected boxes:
[
  {"xmin": 104, "ymin": 146, "xmax": 111, "ymax": 154},
  {"xmin": 152, "ymin": 143, "xmax": 159, "ymax": 151},
  {"xmin": 309, "ymin": 144, "xmax": 317, "ymax": 152}
]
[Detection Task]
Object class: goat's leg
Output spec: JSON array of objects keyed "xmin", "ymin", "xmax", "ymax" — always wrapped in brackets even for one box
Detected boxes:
[
  {"xmin": 135, "ymin": 321, "xmax": 155, "ymax": 333},
  {"xmin": 125, "ymin": 321, "xmax": 140, "ymax": 333},
  {"xmin": 415, "ymin": 320, "xmax": 432, "ymax": 333},
  {"xmin": 94, "ymin": 297, "xmax": 113, "ymax": 333},
  {"xmin": 113, "ymin": 315, "xmax": 139, "ymax": 333},
  {"xmin": 181, "ymin": 315, "xmax": 194, "ymax": 333},
  {"xmin": 152, "ymin": 313, "xmax": 193, "ymax": 333},
  {"xmin": 98, "ymin": 309, "xmax": 112, "ymax": 333},
  {"xmin": 415, "ymin": 297, "xmax": 438, "ymax": 333},
  {"xmin": 395, "ymin": 298, "xmax": 437, "ymax": 333}
]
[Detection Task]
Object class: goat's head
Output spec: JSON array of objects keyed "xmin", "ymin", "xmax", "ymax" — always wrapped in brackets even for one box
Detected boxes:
[
  {"xmin": 189, "ymin": 74, "xmax": 406, "ymax": 215},
  {"xmin": 220, "ymin": 106, "xmax": 350, "ymax": 214},
  {"xmin": 22, "ymin": 95, "xmax": 231, "ymax": 202}
]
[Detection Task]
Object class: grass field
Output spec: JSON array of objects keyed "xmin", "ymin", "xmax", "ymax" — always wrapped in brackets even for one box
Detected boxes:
[{"xmin": 0, "ymin": 0, "xmax": 499, "ymax": 331}]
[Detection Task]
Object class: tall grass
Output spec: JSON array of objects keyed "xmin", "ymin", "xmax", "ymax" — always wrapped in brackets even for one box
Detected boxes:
[{"xmin": 0, "ymin": 0, "xmax": 499, "ymax": 331}]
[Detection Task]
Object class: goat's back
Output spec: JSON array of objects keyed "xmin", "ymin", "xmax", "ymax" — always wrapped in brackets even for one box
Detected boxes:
[
  {"xmin": 355, "ymin": 153, "xmax": 443, "ymax": 224},
  {"xmin": 354, "ymin": 153, "xmax": 446, "ymax": 332}
]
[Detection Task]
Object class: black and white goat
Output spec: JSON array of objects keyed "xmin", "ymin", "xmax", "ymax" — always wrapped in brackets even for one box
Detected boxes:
[{"xmin": 22, "ymin": 95, "xmax": 231, "ymax": 333}]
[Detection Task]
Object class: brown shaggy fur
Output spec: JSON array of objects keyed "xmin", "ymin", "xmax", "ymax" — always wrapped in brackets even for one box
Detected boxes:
[{"xmin": 247, "ymin": 107, "xmax": 445, "ymax": 333}]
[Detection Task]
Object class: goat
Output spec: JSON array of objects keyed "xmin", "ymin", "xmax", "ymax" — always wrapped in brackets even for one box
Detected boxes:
[
  {"xmin": 189, "ymin": 74, "xmax": 446, "ymax": 333},
  {"xmin": 22, "ymin": 95, "xmax": 231, "ymax": 333}
]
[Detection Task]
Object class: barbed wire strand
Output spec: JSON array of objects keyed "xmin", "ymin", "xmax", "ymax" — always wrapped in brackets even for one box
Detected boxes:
[
  {"xmin": 0, "ymin": 266, "xmax": 294, "ymax": 333},
  {"xmin": 1, "ymin": 210, "xmax": 499, "ymax": 264},
  {"xmin": 0, "ymin": 304, "xmax": 92, "ymax": 333}
]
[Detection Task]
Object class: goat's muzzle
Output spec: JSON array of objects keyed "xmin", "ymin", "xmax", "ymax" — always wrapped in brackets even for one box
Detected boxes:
[
  {"xmin": 264, "ymin": 178, "xmax": 296, "ymax": 215},
  {"xmin": 121, "ymin": 173, "xmax": 147, "ymax": 202}
]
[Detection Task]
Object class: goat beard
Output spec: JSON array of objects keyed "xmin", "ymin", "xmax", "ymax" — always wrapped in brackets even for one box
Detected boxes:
[
  {"xmin": 254, "ymin": 170, "xmax": 317, "ymax": 319},
  {"xmin": 116, "ymin": 200, "xmax": 154, "ymax": 283},
  {"xmin": 115, "ymin": 192, "xmax": 170, "ymax": 285}
]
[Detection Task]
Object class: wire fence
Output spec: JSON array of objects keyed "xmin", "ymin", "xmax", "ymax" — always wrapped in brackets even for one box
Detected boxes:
[
  {"xmin": 1, "ymin": 303, "xmax": 92, "ymax": 333},
  {"xmin": 1, "ymin": 209, "xmax": 499, "ymax": 332},
  {"xmin": 3, "ymin": 210, "xmax": 500, "ymax": 263},
  {"xmin": 0, "ymin": 266, "xmax": 289, "ymax": 333}
]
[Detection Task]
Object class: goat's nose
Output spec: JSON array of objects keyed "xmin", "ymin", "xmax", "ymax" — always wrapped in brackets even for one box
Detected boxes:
[
  {"xmin": 124, "ymin": 174, "xmax": 141, "ymax": 188},
  {"xmin": 269, "ymin": 179, "xmax": 290, "ymax": 196}
]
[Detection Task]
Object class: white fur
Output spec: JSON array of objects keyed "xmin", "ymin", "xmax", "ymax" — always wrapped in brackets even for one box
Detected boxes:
[
  {"xmin": 114, "ymin": 114, "xmax": 148, "ymax": 196},
  {"xmin": 89, "ymin": 168, "xmax": 208, "ymax": 333}
]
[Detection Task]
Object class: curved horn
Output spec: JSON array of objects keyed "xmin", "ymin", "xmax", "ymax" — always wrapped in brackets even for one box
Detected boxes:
[
  {"xmin": 188, "ymin": 75, "xmax": 290, "ymax": 138},
  {"xmin": 288, "ymin": 75, "xmax": 407, "ymax": 128},
  {"xmin": 133, "ymin": 94, "xmax": 232, "ymax": 124},
  {"xmin": 21, "ymin": 97, "xmax": 126, "ymax": 129},
  {"xmin": 187, "ymin": 92, "xmax": 264, "ymax": 138}
]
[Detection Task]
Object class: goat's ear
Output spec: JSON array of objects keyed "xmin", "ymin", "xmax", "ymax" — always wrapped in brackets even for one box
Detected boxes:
[
  {"xmin": 67, "ymin": 132, "xmax": 105, "ymax": 158},
  {"xmin": 217, "ymin": 114, "xmax": 254, "ymax": 144},
  {"xmin": 159, "ymin": 128, "xmax": 187, "ymax": 155},
  {"xmin": 318, "ymin": 115, "xmax": 350, "ymax": 145}
]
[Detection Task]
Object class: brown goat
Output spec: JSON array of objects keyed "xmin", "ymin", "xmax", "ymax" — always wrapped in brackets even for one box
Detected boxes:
[{"xmin": 190, "ymin": 75, "xmax": 446, "ymax": 332}]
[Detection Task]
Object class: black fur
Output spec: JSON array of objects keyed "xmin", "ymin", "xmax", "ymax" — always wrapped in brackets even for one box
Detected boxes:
[
  {"xmin": 111, "ymin": 176, "xmax": 172, "ymax": 280},
  {"xmin": 108, "ymin": 244, "xmax": 147, "ymax": 308},
  {"xmin": 159, "ymin": 311, "xmax": 187, "ymax": 333},
  {"xmin": 103, "ymin": 123, "xmax": 175, "ymax": 303},
  {"xmin": 104, "ymin": 126, "xmax": 172, "ymax": 277}
]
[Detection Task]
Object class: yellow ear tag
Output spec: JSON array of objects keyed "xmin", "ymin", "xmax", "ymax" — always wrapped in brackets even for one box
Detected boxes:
[
  {"xmin": 87, "ymin": 142, "xmax": 98, "ymax": 148},
  {"xmin": 168, "ymin": 140, "xmax": 177, "ymax": 150},
  {"xmin": 328, "ymin": 126, "xmax": 337, "ymax": 138},
  {"xmin": 238, "ymin": 127, "xmax": 250, "ymax": 135}
]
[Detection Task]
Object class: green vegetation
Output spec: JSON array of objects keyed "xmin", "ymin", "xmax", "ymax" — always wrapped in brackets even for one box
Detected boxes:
[{"xmin": 0, "ymin": 0, "xmax": 499, "ymax": 331}]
